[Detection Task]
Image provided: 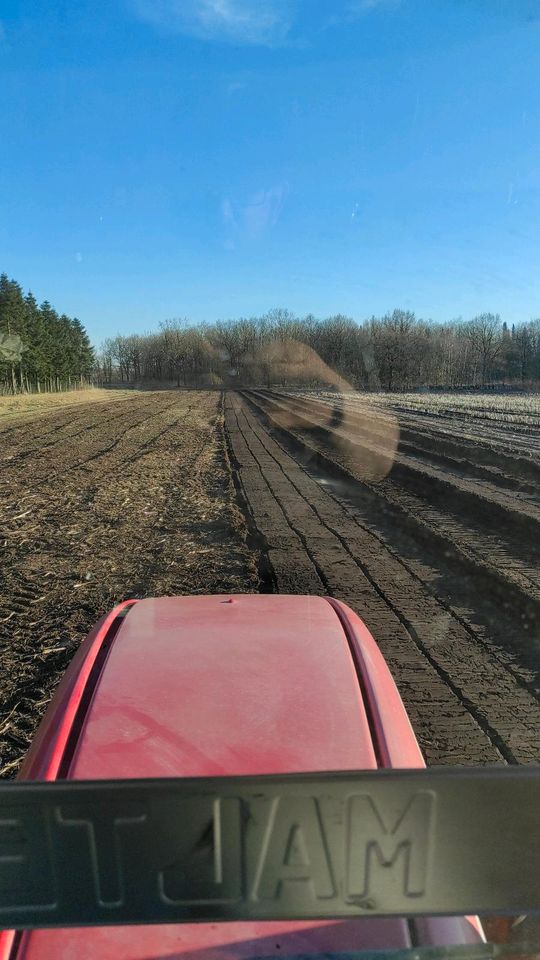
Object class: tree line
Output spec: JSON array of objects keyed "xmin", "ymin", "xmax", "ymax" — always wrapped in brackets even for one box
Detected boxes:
[
  {"xmin": 0, "ymin": 274, "xmax": 94, "ymax": 394},
  {"xmin": 96, "ymin": 309, "xmax": 540, "ymax": 392},
  {"xmin": 3, "ymin": 275, "xmax": 539, "ymax": 395}
]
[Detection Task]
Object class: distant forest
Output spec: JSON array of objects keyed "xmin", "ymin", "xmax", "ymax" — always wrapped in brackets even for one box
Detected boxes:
[
  {"xmin": 96, "ymin": 309, "xmax": 540, "ymax": 392},
  {"xmin": 0, "ymin": 274, "xmax": 94, "ymax": 394},
  {"xmin": 2, "ymin": 272, "xmax": 540, "ymax": 395}
]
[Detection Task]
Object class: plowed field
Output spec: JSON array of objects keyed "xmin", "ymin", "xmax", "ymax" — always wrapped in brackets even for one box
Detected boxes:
[
  {"xmin": 2, "ymin": 386, "xmax": 539, "ymax": 774},
  {"xmin": 0, "ymin": 391, "xmax": 257, "ymax": 776},
  {"xmin": 225, "ymin": 390, "xmax": 540, "ymax": 766}
]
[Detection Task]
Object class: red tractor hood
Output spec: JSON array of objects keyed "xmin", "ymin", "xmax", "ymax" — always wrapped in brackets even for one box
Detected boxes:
[{"xmin": 6, "ymin": 596, "xmax": 481, "ymax": 959}]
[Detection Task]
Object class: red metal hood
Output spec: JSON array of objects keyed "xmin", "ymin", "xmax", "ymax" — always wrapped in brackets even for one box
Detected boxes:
[
  {"xmin": 69, "ymin": 595, "xmax": 379, "ymax": 780},
  {"xmin": 12, "ymin": 595, "xmax": 447, "ymax": 960}
]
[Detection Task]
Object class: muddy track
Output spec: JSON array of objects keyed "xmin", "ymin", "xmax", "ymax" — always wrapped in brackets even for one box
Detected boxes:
[
  {"xmin": 273, "ymin": 390, "xmax": 540, "ymax": 492},
  {"xmin": 243, "ymin": 390, "xmax": 540, "ymax": 671},
  {"xmin": 247, "ymin": 390, "xmax": 540, "ymax": 606},
  {"xmin": 252, "ymin": 391, "xmax": 540, "ymax": 536},
  {"xmin": 341, "ymin": 393, "xmax": 540, "ymax": 458},
  {"xmin": 225, "ymin": 391, "xmax": 540, "ymax": 766}
]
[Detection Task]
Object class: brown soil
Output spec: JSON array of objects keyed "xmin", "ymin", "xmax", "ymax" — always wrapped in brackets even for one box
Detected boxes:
[
  {"xmin": 3, "ymin": 385, "xmax": 539, "ymax": 775},
  {"xmin": 0, "ymin": 391, "xmax": 258, "ymax": 777},
  {"xmin": 225, "ymin": 390, "xmax": 540, "ymax": 766}
]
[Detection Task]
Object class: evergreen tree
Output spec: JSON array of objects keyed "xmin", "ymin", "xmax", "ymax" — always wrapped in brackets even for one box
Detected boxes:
[
  {"xmin": 0, "ymin": 275, "xmax": 26, "ymax": 390},
  {"xmin": 71, "ymin": 318, "xmax": 95, "ymax": 377},
  {"xmin": 0, "ymin": 275, "xmax": 95, "ymax": 393}
]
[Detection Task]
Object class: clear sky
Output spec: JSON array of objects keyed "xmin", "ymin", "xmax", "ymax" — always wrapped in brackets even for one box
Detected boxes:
[{"xmin": 1, "ymin": 0, "xmax": 540, "ymax": 344}]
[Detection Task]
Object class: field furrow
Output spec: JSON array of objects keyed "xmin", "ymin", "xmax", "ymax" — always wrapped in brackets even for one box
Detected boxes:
[
  {"xmin": 0, "ymin": 391, "xmax": 258, "ymax": 777},
  {"xmin": 225, "ymin": 390, "xmax": 540, "ymax": 765},
  {"xmin": 2, "ymin": 385, "xmax": 539, "ymax": 776}
]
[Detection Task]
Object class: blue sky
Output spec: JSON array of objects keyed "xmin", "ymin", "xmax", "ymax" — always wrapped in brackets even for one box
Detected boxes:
[{"xmin": 1, "ymin": 0, "xmax": 540, "ymax": 344}]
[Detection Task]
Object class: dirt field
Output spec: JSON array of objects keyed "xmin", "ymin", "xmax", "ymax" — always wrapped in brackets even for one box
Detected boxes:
[
  {"xmin": 0, "ymin": 390, "xmax": 258, "ymax": 776},
  {"xmin": 0, "ymin": 387, "xmax": 136, "ymax": 422},
  {"xmin": 225, "ymin": 389, "xmax": 540, "ymax": 766},
  {"xmin": 2, "ymin": 385, "xmax": 539, "ymax": 775}
]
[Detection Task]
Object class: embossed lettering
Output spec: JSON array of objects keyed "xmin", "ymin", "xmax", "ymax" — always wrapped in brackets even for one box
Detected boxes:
[
  {"xmin": 57, "ymin": 802, "xmax": 146, "ymax": 907},
  {"xmin": 347, "ymin": 791, "xmax": 434, "ymax": 900},
  {"xmin": 159, "ymin": 797, "xmax": 242, "ymax": 904},
  {"xmin": 252, "ymin": 796, "xmax": 334, "ymax": 901}
]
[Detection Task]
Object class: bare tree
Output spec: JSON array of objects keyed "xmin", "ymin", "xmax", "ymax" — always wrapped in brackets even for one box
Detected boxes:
[
  {"xmin": 465, "ymin": 313, "xmax": 503, "ymax": 386},
  {"xmin": 95, "ymin": 307, "xmax": 539, "ymax": 392},
  {"xmin": 211, "ymin": 319, "xmax": 259, "ymax": 380}
]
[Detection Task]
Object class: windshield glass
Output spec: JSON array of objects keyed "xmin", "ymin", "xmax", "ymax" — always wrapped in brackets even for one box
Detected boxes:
[{"xmin": 0, "ymin": 1, "xmax": 539, "ymax": 957}]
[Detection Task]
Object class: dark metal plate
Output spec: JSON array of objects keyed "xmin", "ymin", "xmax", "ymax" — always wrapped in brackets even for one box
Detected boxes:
[{"xmin": 0, "ymin": 767, "xmax": 539, "ymax": 928}]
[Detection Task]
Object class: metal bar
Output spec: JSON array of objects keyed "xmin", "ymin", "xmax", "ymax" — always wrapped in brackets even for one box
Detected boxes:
[{"xmin": 0, "ymin": 767, "xmax": 539, "ymax": 928}]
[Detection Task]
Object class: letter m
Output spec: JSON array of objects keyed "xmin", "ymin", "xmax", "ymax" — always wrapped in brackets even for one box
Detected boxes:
[{"xmin": 347, "ymin": 791, "xmax": 434, "ymax": 901}]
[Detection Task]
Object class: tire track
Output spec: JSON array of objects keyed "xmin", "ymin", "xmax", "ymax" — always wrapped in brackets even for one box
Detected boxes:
[
  {"xmin": 338, "ymin": 392, "xmax": 540, "ymax": 457},
  {"xmin": 244, "ymin": 390, "xmax": 540, "ymax": 684},
  {"xmin": 245, "ymin": 402, "xmax": 540, "ymax": 753},
  {"xmin": 273, "ymin": 390, "xmax": 540, "ymax": 493},
  {"xmin": 248, "ymin": 390, "xmax": 540, "ymax": 604},
  {"xmin": 226, "ymin": 391, "xmax": 540, "ymax": 765},
  {"xmin": 252, "ymin": 391, "xmax": 540, "ymax": 531}
]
